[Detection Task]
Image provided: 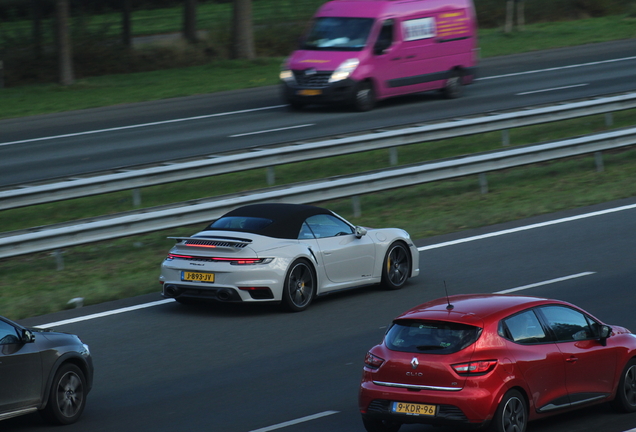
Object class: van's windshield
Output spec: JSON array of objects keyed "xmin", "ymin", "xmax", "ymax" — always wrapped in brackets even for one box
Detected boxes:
[{"xmin": 302, "ymin": 17, "xmax": 374, "ymax": 51}]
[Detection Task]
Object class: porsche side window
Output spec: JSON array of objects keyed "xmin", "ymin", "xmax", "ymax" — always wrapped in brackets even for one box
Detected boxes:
[
  {"xmin": 0, "ymin": 320, "xmax": 20, "ymax": 345},
  {"xmin": 298, "ymin": 222, "xmax": 316, "ymax": 239},
  {"xmin": 539, "ymin": 306, "xmax": 596, "ymax": 342},
  {"xmin": 502, "ymin": 310, "xmax": 548, "ymax": 344},
  {"xmin": 305, "ymin": 215, "xmax": 354, "ymax": 238}
]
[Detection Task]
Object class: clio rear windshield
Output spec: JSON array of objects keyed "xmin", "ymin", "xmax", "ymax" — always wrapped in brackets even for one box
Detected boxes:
[{"xmin": 386, "ymin": 320, "xmax": 482, "ymax": 354}]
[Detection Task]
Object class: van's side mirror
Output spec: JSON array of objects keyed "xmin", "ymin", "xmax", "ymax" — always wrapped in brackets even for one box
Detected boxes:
[
  {"xmin": 599, "ymin": 325, "xmax": 611, "ymax": 346},
  {"xmin": 374, "ymin": 38, "xmax": 391, "ymax": 55},
  {"xmin": 355, "ymin": 226, "xmax": 367, "ymax": 238}
]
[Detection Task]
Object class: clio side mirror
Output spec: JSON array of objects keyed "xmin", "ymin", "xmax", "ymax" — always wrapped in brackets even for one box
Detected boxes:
[{"xmin": 599, "ymin": 325, "xmax": 611, "ymax": 346}]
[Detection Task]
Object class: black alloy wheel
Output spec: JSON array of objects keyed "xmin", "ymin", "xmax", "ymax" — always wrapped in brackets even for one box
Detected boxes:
[
  {"xmin": 381, "ymin": 242, "xmax": 411, "ymax": 290},
  {"xmin": 493, "ymin": 389, "xmax": 527, "ymax": 432},
  {"xmin": 612, "ymin": 359, "xmax": 636, "ymax": 412},
  {"xmin": 41, "ymin": 364, "xmax": 87, "ymax": 425},
  {"xmin": 282, "ymin": 259, "xmax": 316, "ymax": 312}
]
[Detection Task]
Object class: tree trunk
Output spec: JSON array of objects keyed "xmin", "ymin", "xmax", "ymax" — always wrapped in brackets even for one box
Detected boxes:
[
  {"xmin": 56, "ymin": 0, "xmax": 74, "ymax": 86},
  {"xmin": 517, "ymin": 0, "xmax": 525, "ymax": 31},
  {"xmin": 32, "ymin": 0, "xmax": 42, "ymax": 57},
  {"xmin": 504, "ymin": 0, "xmax": 514, "ymax": 33},
  {"xmin": 232, "ymin": 0, "xmax": 255, "ymax": 59},
  {"xmin": 183, "ymin": 0, "xmax": 198, "ymax": 44},
  {"xmin": 122, "ymin": 0, "xmax": 132, "ymax": 46}
]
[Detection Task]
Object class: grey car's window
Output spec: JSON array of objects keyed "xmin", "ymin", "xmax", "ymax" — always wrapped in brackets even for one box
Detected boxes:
[
  {"xmin": 540, "ymin": 306, "xmax": 598, "ymax": 342},
  {"xmin": 386, "ymin": 320, "xmax": 482, "ymax": 354},
  {"xmin": 208, "ymin": 216, "xmax": 272, "ymax": 233},
  {"xmin": 305, "ymin": 214, "xmax": 354, "ymax": 238},
  {"xmin": 0, "ymin": 320, "xmax": 20, "ymax": 345},
  {"xmin": 502, "ymin": 310, "xmax": 548, "ymax": 344}
]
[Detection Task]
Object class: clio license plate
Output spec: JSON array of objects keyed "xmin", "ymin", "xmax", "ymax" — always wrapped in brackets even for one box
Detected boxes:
[{"xmin": 392, "ymin": 402, "xmax": 436, "ymax": 416}]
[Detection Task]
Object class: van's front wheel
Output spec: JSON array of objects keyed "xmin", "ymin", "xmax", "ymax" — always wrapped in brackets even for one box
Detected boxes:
[{"xmin": 353, "ymin": 81, "xmax": 375, "ymax": 111}]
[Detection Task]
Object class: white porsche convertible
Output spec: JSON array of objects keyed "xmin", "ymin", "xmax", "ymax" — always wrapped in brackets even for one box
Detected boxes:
[{"xmin": 160, "ymin": 203, "xmax": 419, "ymax": 311}]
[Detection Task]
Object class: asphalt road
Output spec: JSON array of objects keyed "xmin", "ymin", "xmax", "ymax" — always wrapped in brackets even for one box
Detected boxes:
[
  {"xmin": 1, "ymin": 39, "xmax": 635, "ymax": 187},
  {"xmin": 8, "ymin": 197, "xmax": 636, "ymax": 432}
]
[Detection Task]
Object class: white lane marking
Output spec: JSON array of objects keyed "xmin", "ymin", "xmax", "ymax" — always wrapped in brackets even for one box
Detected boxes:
[
  {"xmin": 495, "ymin": 272, "xmax": 596, "ymax": 294},
  {"xmin": 0, "ymin": 105, "xmax": 288, "ymax": 147},
  {"xmin": 517, "ymin": 83, "xmax": 589, "ymax": 95},
  {"xmin": 229, "ymin": 124, "xmax": 314, "ymax": 138},
  {"xmin": 248, "ymin": 411, "xmax": 339, "ymax": 432},
  {"xmin": 477, "ymin": 55, "xmax": 636, "ymax": 81},
  {"xmin": 33, "ymin": 202, "xmax": 636, "ymax": 329},
  {"xmin": 34, "ymin": 299, "xmax": 174, "ymax": 329},
  {"xmin": 418, "ymin": 202, "xmax": 636, "ymax": 252}
]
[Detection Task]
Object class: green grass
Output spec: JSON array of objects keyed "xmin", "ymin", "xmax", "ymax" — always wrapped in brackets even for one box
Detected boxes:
[
  {"xmin": 1, "ymin": 15, "xmax": 635, "ymax": 119},
  {"xmin": 1, "ymin": 109, "xmax": 635, "ymax": 320}
]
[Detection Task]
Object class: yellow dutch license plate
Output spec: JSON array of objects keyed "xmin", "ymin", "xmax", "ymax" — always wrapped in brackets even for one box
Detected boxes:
[
  {"xmin": 182, "ymin": 271, "xmax": 215, "ymax": 283},
  {"xmin": 297, "ymin": 89, "xmax": 322, "ymax": 96},
  {"xmin": 392, "ymin": 402, "xmax": 436, "ymax": 416}
]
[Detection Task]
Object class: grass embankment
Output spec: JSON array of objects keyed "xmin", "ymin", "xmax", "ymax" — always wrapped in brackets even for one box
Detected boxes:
[
  {"xmin": 1, "ymin": 14, "xmax": 636, "ymax": 119},
  {"xmin": 1, "ymin": 109, "xmax": 635, "ymax": 320}
]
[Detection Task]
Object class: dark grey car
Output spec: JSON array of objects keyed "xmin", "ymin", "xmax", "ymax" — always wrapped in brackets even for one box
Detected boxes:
[{"xmin": 0, "ymin": 315, "xmax": 93, "ymax": 425}]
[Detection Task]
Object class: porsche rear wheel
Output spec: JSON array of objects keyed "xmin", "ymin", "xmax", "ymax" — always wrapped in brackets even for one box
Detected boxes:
[
  {"xmin": 381, "ymin": 242, "xmax": 411, "ymax": 290},
  {"xmin": 282, "ymin": 259, "xmax": 316, "ymax": 312}
]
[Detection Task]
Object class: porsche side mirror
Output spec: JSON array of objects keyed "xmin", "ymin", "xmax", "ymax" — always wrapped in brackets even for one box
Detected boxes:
[
  {"xmin": 22, "ymin": 329, "xmax": 35, "ymax": 343},
  {"xmin": 355, "ymin": 226, "xmax": 367, "ymax": 238},
  {"xmin": 599, "ymin": 325, "xmax": 611, "ymax": 346}
]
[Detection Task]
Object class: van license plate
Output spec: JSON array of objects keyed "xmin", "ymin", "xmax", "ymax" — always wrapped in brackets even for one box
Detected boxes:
[
  {"xmin": 297, "ymin": 89, "xmax": 322, "ymax": 96},
  {"xmin": 392, "ymin": 402, "xmax": 436, "ymax": 416},
  {"xmin": 182, "ymin": 271, "xmax": 215, "ymax": 283}
]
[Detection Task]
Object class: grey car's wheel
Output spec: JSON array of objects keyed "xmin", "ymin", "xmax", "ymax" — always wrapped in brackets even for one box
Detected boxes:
[
  {"xmin": 612, "ymin": 359, "xmax": 636, "ymax": 412},
  {"xmin": 381, "ymin": 242, "xmax": 411, "ymax": 290},
  {"xmin": 442, "ymin": 70, "xmax": 463, "ymax": 99},
  {"xmin": 282, "ymin": 259, "xmax": 316, "ymax": 312},
  {"xmin": 353, "ymin": 81, "xmax": 376, "ymax": 111},
  {"xmin": 40, "ymin": 363, "xmax": 87, "ymax": 425},
  {"xmin": 362, "ymin": 417, "xmax": 401, "ymax": 432},
  {"xmin": 492, "ymin": 389, "xmax": 527, "ymax": 432},
  {"xmin": 289, "ymin": 100, "xmax": 305, "ymax": 110}
]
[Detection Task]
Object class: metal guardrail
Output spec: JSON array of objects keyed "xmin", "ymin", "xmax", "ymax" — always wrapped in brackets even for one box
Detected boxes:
[
  {"xmin": 2, "ymin": 92, "xmax": 636, "ymax": 211},
  {"xmin": 1, "ymin": 126, "xmax": 635, "ymax": 259}
]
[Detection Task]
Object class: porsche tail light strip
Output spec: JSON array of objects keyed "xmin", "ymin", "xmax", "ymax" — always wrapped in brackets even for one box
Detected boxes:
[{"xmin": 166, "ymin": 254, "xmax": 272, "ymax": 265}]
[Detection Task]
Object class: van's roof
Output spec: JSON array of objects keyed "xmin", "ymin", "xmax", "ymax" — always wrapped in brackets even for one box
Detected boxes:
[{"xmin": 316, "ymin": 0, "xmax": 472, "ymax": 19}]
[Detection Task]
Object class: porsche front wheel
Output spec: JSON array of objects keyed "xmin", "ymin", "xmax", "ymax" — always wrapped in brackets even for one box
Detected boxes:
[
  {"xmin": 381, "ymin": 242, "xmax": 411, "ymax": 290},
  {"xmin": 282, "ymin": 259, "xmax": 316, "ymax": 312}
]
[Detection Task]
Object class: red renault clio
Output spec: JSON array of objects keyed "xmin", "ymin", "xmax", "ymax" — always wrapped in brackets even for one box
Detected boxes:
[{"xmin": 359, "ymin": 294, "xmax": 636, "ymax": 432}]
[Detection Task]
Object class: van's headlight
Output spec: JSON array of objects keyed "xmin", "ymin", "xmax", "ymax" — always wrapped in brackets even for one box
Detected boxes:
[
  {"xmin": 329, "ymin": 58, "xmax": 359, "ymax": 83},
  {"xmin": 280, "ymin": 59, "xmax": 296, "ymax": 84}
]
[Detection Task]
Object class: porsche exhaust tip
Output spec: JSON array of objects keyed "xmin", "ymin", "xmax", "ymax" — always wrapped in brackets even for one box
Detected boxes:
[{"xmin": 164, "ymin": 284, "xmax": 180, "ymax": 298}]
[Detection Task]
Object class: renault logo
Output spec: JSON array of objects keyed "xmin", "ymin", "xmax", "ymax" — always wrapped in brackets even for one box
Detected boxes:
[{"xmin": 411, "ymin": 357, "xmax": 419, "ymax": 369}]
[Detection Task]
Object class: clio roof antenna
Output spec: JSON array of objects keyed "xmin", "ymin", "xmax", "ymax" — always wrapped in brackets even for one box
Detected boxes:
[{"xmin": 444, "ymin": 281, "xmax": 454, "ymax": 310}]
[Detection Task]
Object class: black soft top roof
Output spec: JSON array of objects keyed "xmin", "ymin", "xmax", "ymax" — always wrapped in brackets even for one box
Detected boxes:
[{"xmin": 206, "ymin": 203, "xmax": 335, "ymax": 239}]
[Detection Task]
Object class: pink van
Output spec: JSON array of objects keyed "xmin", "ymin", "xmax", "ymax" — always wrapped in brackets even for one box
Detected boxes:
[{"xmin": 280, "ymin": 0, "xmax": 479, "ymax": 111}]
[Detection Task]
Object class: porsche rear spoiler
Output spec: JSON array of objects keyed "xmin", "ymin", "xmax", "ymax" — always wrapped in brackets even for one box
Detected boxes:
[{"xmin": 168, "ymin": 236, "xmax": 252, "ymax": 249}]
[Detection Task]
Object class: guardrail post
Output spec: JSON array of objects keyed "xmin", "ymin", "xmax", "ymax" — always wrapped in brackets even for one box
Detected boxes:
[
  {"xmin": 132, "ymin": 188, "xmax": 141, "ymax": 207},
  {"xmin": 479, "ymin": 173, "xmax": 489, "ymax": 194},
  {"xmin": 605, "ymin": 113, "xmax": 613, "ymax": 127},
  {"xmin": 352, "ymin": 195, "xmax": 361, "ymax": 218},
  {"xmin": 389, "ymin": 148, "xmax": 398, "ymax": 166},
  {"xmin": 502, "ymin": 129, "xmax": 510, "ymax": 146},
  {"xmin": 53, "ymin": 249, "xmax": 64, "ymax": 271},
  {"xmin": 267, "ymin": 167, "xmax": 275, "ymax": 186},
  {"xmin": 594, "ymin": 151, "xmax": 604, "ymax": 172}
]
